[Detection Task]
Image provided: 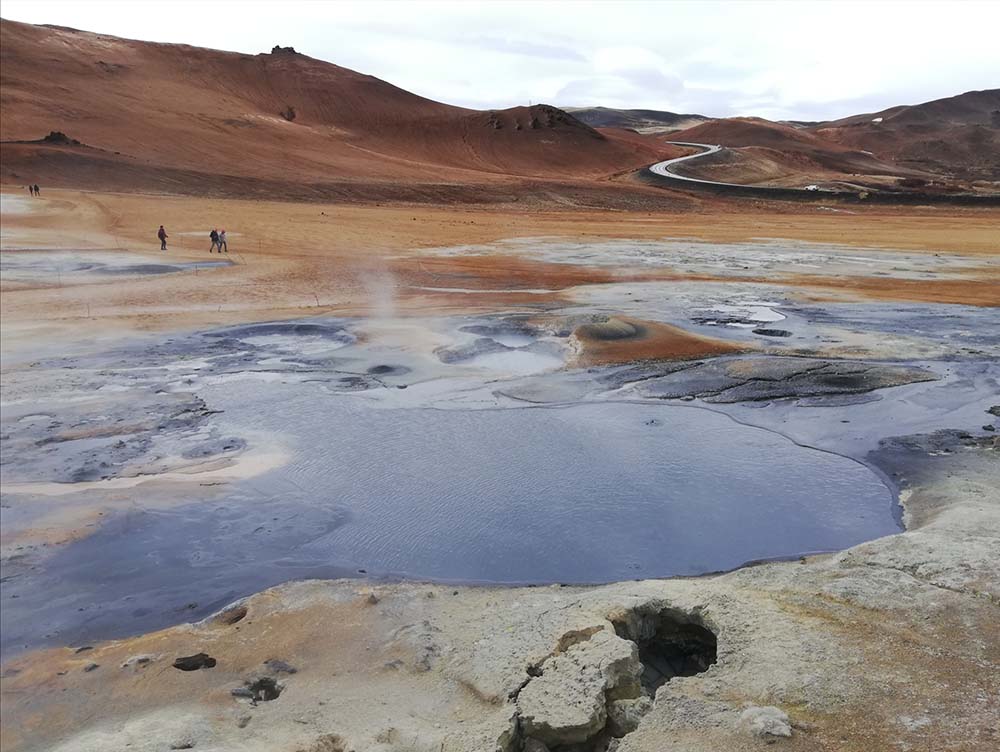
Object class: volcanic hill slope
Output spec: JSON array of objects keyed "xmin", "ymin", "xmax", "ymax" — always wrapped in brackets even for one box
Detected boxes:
[
  {"xmin": 2, "ymin": 18, "xmax": 996, "ymax": 200},
  {"xmin": 809, "ymin": 89, "xmax": 1000, "ymax": 181},
  {"xmin": 0, "ymin": 19, "xmax": 676, "ymax": 201},
  {"xmin": 665, "ymin": 91, "xmax": 1000, "ymax": 191}
]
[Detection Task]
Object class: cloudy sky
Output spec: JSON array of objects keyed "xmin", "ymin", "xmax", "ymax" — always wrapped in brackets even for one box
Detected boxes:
[{"xmin": 4, "ymin": 0, "xmax": 998, "ymax": 120}]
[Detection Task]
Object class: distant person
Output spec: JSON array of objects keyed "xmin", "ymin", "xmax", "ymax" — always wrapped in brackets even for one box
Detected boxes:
[
  {"xmin": 158, "ymin": 225, "xmax": 168, "ymax": 251},
  {"xmin": 209, "ymin": 228, "xmax": 219, "ymax": 252},
  {"xmin": 27, "ymin": 185, "xmax": 33, "ymax": 196},
  {"xmin": 218, "ymin": 229, "xmax": 228, "ymax": 253},
  {"xmin": 33, "ymin": 184, "xmax": 40, "ymax": 197}
]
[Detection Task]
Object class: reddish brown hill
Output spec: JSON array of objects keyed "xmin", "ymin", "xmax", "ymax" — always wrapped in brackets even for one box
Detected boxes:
[
  {"xmin": 668, "ymin": 117, "xmax": 909, "ymax": 186},
  {"xmin": 809, "ymin": 90, "xmax": 1000, "ymax": 180},
  {"xmin": 0, "ymin": 19, "xmax": 674, "ymax": 197}
]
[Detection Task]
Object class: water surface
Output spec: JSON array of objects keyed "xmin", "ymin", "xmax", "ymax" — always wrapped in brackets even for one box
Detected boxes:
[{"xmin": 0, "ymin": 389, "xmax": 899, "ymax": 654}]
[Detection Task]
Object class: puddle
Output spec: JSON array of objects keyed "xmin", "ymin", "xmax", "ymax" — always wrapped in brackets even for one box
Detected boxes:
[
  {"xmin": 1, "ymin": 389, "xmax": 898, "ymax": 655},
  {"xmin": 0, "ymin": 251, "xmax": 232, "ymax": 284},
  {"xmin": 698, "ymin": 304, "xmax": 786, "ymax": 324},
  {"xmin": 240, "ymin": 334, "xmax": 350, "ymax": 356},
  {"xmin": 465, "ymin": 349, "xmax": 564, "ymax": 375}
]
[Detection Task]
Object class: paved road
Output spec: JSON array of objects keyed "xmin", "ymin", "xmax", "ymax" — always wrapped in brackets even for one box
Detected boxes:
[
  {"xmin": 647, "ymin": 141, "xmax": 1000, "ymax": 205},
  {"xmin": 648, "ymin": 141, "xmax": 767, "ymax": 188}
]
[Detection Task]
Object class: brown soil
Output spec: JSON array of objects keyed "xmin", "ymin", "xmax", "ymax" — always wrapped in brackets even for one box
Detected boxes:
[{"xmin": 573, "ymin": 317, "xmax": 746, "ymax": 366}]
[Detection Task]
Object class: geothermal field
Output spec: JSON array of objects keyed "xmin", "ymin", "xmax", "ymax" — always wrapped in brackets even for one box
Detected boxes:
[{"xmin": 1, "ymin": 14, "xmax": 999, "ymax": 752}]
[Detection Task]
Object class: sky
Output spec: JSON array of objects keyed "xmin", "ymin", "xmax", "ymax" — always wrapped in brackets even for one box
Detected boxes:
[{"xmin": 3, "ymin": 0, "xmax": 998, "ymax": 121}]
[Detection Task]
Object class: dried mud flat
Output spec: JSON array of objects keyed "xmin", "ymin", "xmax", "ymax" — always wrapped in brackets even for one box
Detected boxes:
[{"xmin": 1, "ymin": 190, "xmax": 998, "ymax": 752}]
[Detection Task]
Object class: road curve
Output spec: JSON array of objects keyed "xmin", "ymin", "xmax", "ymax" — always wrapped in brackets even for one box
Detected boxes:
[
  {"xmin": 648, "ymin": 142, "xmax": 760, "ymax": 189},
  {"xmin": 646, "ymin": 141, "xmax": 1000, "ymax": 205}
]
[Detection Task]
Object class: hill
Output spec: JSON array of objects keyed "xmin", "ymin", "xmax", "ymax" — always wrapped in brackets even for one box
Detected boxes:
[
  {"xmin": 0, "ymin": 19, "xmax": 676, "ymax": 200},
  {"xmin": 809, "ymin": 89, "xmax": 1000, "ymax": 181},
  {"xmin": 565, "ymin": 107, "xmax": 708, "ymax": 133},
  {"xmin": 665, "ymin": 117, "xmax": 913, "ymax": 188}
]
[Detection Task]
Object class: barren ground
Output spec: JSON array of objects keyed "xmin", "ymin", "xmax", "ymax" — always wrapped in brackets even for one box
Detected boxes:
[{"xmin": 1, "ymin": 189, "xmax": 997, "ymax": 752}]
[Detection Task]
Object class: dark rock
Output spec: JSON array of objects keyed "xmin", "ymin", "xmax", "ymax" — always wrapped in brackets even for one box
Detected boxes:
[
  {"xmin": 173, "ymin": 653, "xmax": 217, "ymax": 671},
  {"xmin": 263, "ymin": 659, "xmax": 297, "ymax": 674},
  {"xmin": 41, "ymin": 131, "xmax": 81, "ymax": 145},
  {"xmin": 82, "ymin": 662, "xmax": 99, "ymax": 672},
  {"xmin": 984, "ymin": 425, "xmax": 996, "ymax": 432}
]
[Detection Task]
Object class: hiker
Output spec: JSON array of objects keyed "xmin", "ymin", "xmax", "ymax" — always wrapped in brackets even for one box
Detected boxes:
[
  {"xmin": 27, "ymin": 185, "xmax": 33, "ymax": 196},
  {"xmin": 33, "ymin": 184, "xmax": 40, "ymax": 197},
  {"xmin": 158, "ymin": 225, "xmax": 168, "ymax": 251},
  {"xmin": 218, "ymin": 229, "xmax": 228, "ymax": 253},
  {"xmin": 209, "ymin": 228, "xmax": 219, "ymax": 252}
]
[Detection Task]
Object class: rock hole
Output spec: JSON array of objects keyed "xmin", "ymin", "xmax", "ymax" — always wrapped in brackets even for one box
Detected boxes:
[
  {"xmin": 611, "ymin": 606, "xmax": 717, "ymax": 696},
  {"xmin": 246, "ymin": 676, "xmax": 283, "ymax": 701}
]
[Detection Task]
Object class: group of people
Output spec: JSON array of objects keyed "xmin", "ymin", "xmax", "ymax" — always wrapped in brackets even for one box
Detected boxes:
[
  {"xmin": 209, "ymin": 228, "xmax": 228, "ymax": 253},
  {"xmin": 26, "ymin": 184, "xmax": 41, "ymax": 197},
  {"xmin": 154, "ymin": 226, "xmax": 229, "ymax": 253}
]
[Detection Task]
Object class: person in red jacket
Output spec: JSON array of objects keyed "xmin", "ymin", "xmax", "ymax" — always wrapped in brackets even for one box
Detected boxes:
[{"xmin": 157, "ymin": 225, "xmax": 168, "ymax": 251}]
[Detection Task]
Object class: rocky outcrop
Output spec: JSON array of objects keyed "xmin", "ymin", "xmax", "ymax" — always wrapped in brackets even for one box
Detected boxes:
[
  {"xmin": 515, "ymin": 629, "xmax": 643, "ymax": 748},
  {"xmin": 624, "ymin": 355, "xmax": 936, "ymax": 403}
]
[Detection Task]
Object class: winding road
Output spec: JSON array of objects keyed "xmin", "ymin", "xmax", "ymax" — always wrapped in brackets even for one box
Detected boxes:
[{"xmin": 648, "ymin": 141, "xmax": 776, "ymax": 189}]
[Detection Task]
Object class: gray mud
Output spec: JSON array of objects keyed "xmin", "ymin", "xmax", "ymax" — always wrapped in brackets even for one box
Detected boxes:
[
  {"xmin": 0, "ymin": 250, "xmax": 232, "ymax": 285},
  {"xmin": 0, "ymin": 313, "xmax": 938, "ymax": 656},
  {"xmin": 2, "ymin": 240, "xmax": 998, "ymax": 661}
]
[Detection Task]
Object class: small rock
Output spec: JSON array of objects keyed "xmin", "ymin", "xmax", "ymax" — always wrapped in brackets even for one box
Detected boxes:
[
  {"xmin": 82, "ymin": 662, "xmax": 100, "ymax": 672},
  {"xmin": 983, "ymin": 425, "xmax": 995, "ymax": 432},
  {"xmin": 236, "ymin": 714, "xmax": 252, "ymax": 729},
  {"xmin": 173, "ymin": 653, "xmax": 217, "ymax": 671},
  {"xmin": 739, "ymin": 706, "xmax": 792, "ymax": 738},
  {"xmin": 366, "ymin": 593, "xmax": 379, "ymax": 605},
  {"xmin": 73, "ymin": 646, "xmax": 94, "ymax": 654},
  {"xmin": 263, "ymin": 658, "xmax": 297, "ymax": 674},
  {"xmin": 121, "ymin": 654, "xmax": 155, "ymax": 670},
  {"xmin": 231, "ymin": 687, "xmax": 256, "ymax": 700}
]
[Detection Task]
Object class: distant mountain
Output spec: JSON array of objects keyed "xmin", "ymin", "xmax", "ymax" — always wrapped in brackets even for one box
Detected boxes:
[
  {"xmin": 809, "ymin": 89, "xmax": 1000, "ymax": 180},
  {"xmin": 565, "ymin": 107, "xmax": 708, "ymax": 133}
]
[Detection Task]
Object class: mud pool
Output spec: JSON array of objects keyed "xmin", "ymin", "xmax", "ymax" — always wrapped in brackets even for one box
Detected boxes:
[
  {"xmin": 3, "ymin": 235, "xmax": 997, "ymax": 661},
  {"xmin": 1, "ymin": 382, "xmax": 900, "ymax": 654}
]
